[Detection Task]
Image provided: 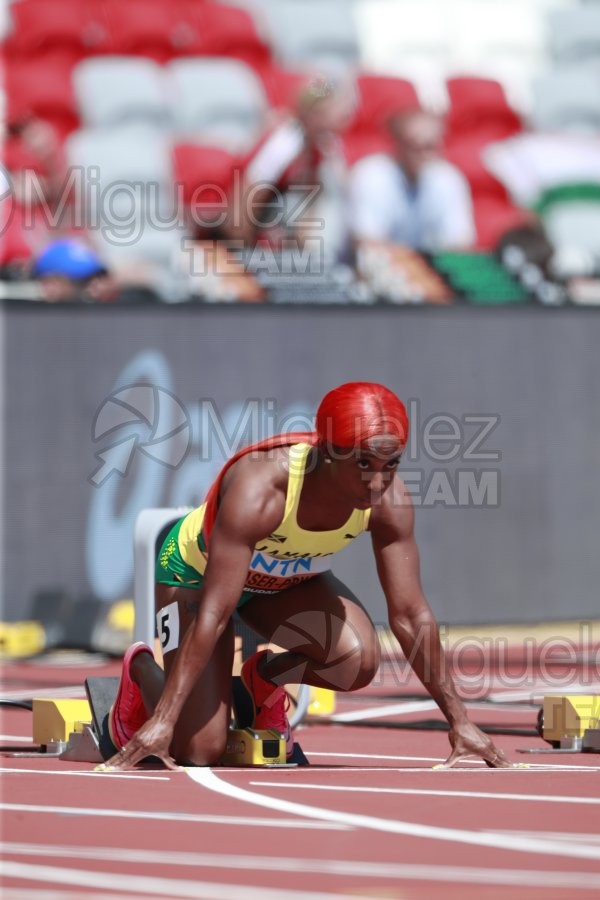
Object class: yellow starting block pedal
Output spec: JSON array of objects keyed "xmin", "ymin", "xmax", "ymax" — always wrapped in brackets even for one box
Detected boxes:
[
  {"xmin": 543, "ymin": 694, "xmax": 600, "ymax": 743},
  {"xmin": 0, "ymin": 621, "xmax": 47, "ymax": 658},
  {"xmin": 219, "ymin": 728, "xmax": 287, "ymax": 766},
  {"xmin": 533, "ymin": 694, "xmax": 600, "ymax": 751},
  {"xmin": 32, "ymin": 699, "xmax": 92, "ymax": 754}
]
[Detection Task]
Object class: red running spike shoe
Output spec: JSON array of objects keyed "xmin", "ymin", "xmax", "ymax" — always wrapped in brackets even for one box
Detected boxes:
[
  {"xmin": 241, "ymin": 649, "xmax": 293, "ymax": 758},
  {"xmin": 108, "ymin": 642, "xmax": 154, "ymax": 750}
]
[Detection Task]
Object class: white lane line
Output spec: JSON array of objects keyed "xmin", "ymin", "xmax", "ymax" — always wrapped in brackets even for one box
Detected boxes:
[
  {"xmin": 3, "ymin": 842, "xmax": 600, "ymax": 891},
  {"xmin": 248, "ymin": 781, "xmax": 600, "ymax": 806},
  {"xmin": 484, "ymin": 831, "xmax": 600, "ymax": 846},
  {"xmin": 308, "ymin": 752, "xmax": 456, "ymax": 763},
  {"xmin": 488, "ymin": 684, "xmax": 600, "ymax": 703},
  {"xmin": 0, "ymin": 862, "xmax": 361, "ymax": 900},
  {"xmin": 0, "ymin": 891, "xmax": 139, "ymax": 900},
  {"xmin": 331, "ymin": 699, "xmax": 438, "ymax": 722},
  {"xmin": 225, "ymin": 766, "xmax": 600, "ymax": 774},
  {"xmin": 304, "ymin": 752, "xmax": 600, "ymax": 771},
  {"xmin": 188, "ymin": 767, "xmax": 600, "ymax": 861},
  {"xmin": 0, "ymin": 767, "xmax": 169, "ymax": 780},
  {"xmin": 0, "ymin": 802, "xmax": 347, "ymax": 830},
  {"xmin": 0, "ymin": 860, "xmax": 358, "ymax": 900},
  {"xmin": 2, "ymin": 885, "xmax": 137, "ymax": 900}
]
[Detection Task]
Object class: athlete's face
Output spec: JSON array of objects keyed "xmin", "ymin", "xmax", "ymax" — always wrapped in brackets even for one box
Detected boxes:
[{"xmin": 327, "ymin": 434, "xmax": 403, "ymax": 508}]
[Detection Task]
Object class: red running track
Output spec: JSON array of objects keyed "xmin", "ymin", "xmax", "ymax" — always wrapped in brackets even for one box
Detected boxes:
[{"xmin": 1, "ymin": 651, "xmax": 599, "ymax": 900}]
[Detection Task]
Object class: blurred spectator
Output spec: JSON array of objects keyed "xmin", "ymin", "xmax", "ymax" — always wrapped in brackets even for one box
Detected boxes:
[
  {"xmin": 496, "ymin": 222, "xmax": 555, "ymax": 279},
  {"xmin": 31, "ymin": 238, "xmax": 120, "ymax": 302},
  {"xmin": 2, "ymin": 113, "xmax": 77, "ymax": 275},
  {"xmin": 5, "ymin": 115, "xmax": 66, "ymax": 213},
  {"xmin": 229, "ymin": 74, "xmax": 352, "ymax": 258},
  {"xmin": 0, "ymin": 165, "xmax": 32, "ymax": 276},
  {"xmin": 348, "ymin": 109, "xmax": 476, "ymax": 252}
]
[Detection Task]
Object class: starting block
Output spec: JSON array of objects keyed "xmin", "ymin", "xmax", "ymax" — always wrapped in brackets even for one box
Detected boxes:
[
  {"xmin": 219, "ymin": 728, "xmax": 287, "ymax": 766},
  {"xmin": 542, "ymin": 694, "xmax": 600, "ymax": 751},
  {"xmin": 230, "ymin": 675, "xmax": 309, "ymax": 766},
  {"xmin": 522, "ymin": 694, "xmax": 600, "ymax": 754},
  {"xmin": 31, "ymin": 698, "xmax": 94, "ymax": 756},
  {"xmin": 23, "ymin": 675, "xmax": 309, "ymax": 766}
]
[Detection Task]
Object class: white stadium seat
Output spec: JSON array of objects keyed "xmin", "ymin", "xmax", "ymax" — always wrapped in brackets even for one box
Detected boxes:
[
  {"xmin": 167, "ymin": 57, "xmax": 269, "ymax": 151},
  {"xmin": 65, "ymin": 124, "xmax": 185, "ymax": 290},
  {"xmin": 546, "ymin": 6, "xmax": 600, "ymax": 65},
  {"xmin": 531, "ymin": 62, "xmax": 600, "ymax": 132},
  {"xmin": 72, "ymin": 57, "xmax": 172, "ymax": 130}
]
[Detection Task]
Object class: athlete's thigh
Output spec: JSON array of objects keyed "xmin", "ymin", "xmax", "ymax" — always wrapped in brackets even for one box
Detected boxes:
[
  {"xmin": 156, "ymin": 583, "xmax": 234, "ymax": 762},
  {"xmin": 238, "ymin": 572, "xmax": 379, "ymax": 667}
]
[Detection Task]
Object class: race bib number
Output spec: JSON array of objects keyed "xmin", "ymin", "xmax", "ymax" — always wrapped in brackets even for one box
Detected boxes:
[{"xmin": 156, "ymin": 601, "xmax": 179, "ymax": 654}]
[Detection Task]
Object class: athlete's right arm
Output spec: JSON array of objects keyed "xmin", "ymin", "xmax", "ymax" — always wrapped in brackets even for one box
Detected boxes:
[{"xmin": 103, "ymin": 465, "xmax": 286, "ymax": 770}]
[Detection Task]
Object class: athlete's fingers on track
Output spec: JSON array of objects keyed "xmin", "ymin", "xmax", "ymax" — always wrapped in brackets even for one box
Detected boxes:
[
  {"xmin": 433, "ymin": 746, "xmax": 525, "ymax": 769},
  {"xmin": 483, "ymin": 747, "xmax": 516, "ymax": 768},
  {"xmin": 433, "ymin": 747, "xmax": 468, "ymax": 769},
  {"xmin": 95, "ymin": 743, "xmax": 180, "ymax": 772}
]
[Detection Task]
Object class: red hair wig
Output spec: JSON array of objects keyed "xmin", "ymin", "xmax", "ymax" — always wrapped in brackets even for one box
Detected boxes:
[
  {"xmin": 202, "ymin": 382, "xmax": 408, "ymax": 542},
  {"xmin": 315, "ymin": 382, "xmax": 408, "ymax": 450}
]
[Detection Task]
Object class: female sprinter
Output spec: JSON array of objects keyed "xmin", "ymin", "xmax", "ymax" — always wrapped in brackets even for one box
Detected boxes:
[{"xmin": 104, "ymin": 381, "xmax": 511, "ymax": 770}]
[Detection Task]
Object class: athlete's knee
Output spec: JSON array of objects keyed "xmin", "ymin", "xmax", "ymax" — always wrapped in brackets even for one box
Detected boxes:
[
  {"xmin": 317, "ymin": 632, "xmax": 380, "ymax": 692},
  {"xmin": 348, "ymin": 635, "xmax": 380, "ymax": 690}
]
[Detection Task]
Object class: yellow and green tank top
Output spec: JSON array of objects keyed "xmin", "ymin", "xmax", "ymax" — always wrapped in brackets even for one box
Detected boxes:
[{"xmin": 178, "ymin": 443, "xmax": 371, "ymax": 594}]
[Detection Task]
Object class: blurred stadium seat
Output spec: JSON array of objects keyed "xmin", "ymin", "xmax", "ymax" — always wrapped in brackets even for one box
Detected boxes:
[
  {"xmin": 546, "ymin": 6, "xmax": 600, "ymax": 65},
  {"xmin": 256, "ymin": 0, "xmax": 361, "ymax": 72},
  {"xmin": 65, "ymin": 122, "xmax": 174, "ymax": 205},
  {"xmin": 102, "ymin": 0, "xmax": 197, "ymax": 62},
  {"xmin": 531, "ymin": 62, "xmax": 600, "ymax": 132},
  {"xmin": 445, "ymin": 77, "xmax": 523, "ymax": 144},
  {"xmin": 4, "ymin": 0, "xmax": 112, "ymax": 64},
  {"xmin": 172, "ymin": 143, "xmax": 238, "ymax": 228},
  {"xmin": 258, "ymin": 65, "xmax": 308, "ymax": 111},
  {"xmin": 342, "ymin": 75, "xmax": 420, "ymax": 165},
  {"xmin": 167, "ymin": 57, "xmax": 269, "ymax": 150},
  {"xmin": 188, "ymin": 2, "xmax": 272, "ymax": 68},
  {"xmin": 354, "ymin": 0, "xmax": 449, "ymax": 97},
  {"xmin": 72, "ymin": 57, "xmax": 172, "ymax": 129},
  {"xmin": 5, "ymin": 53, "xmax": 79, "ymax": 138},
  {"xmin": 65, "ymin": 124, "xmax": 183, "ymax": 276},
  {"xmin": 444, "ymin": 136, "xmax": 529, "ymax": 248}
]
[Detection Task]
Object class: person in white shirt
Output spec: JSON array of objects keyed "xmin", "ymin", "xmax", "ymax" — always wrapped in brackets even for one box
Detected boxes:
[{"xmin": 349, "ymin": 110, "xmax": 476, "ymax": 252}]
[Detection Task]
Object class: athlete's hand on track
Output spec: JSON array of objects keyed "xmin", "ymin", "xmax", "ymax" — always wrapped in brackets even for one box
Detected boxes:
[
  {"xmin": 436, "ymin": 720, "xmax": 514, "ymax": 769},
  {"xmin": 97, "ymin": 717, "xmax": 180, "ymax": 772}
]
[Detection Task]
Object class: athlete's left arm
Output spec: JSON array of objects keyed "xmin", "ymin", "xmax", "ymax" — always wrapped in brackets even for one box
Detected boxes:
[{"xmin": 370, "ymin": 477, "xmax": 513, "ymax": 768}]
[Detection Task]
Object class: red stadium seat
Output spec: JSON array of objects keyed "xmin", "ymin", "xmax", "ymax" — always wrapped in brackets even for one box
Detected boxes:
[
  {"xmin": 444, "ymin": 136, "xmax": 509, "ymax": 202},
  {"xmin": 5, "ymin": 54, "xmax": 79, "ymax": 139},
  {"xmin": 4, "ymin": 0, "xmax": 112, "ymax": 63},
  {"xmin": 258, "ymin": 65, "xmax": 309, "ymax": 111},
  {"xmin": 446, "ymin": 77, "xmax": 523, "ymax": 144},
  {"xmin": 186, "ymin": 2, "xmax": 271, "ymax": 67},
  {"xmin": 472, "ymin": 195, "xmax": 533, "ymax": 250},
  {"xmin": 351, "ymin": 75, "xmax": 420, "ymax": 132},
  {"xmin": 103, "ymin": 0, "xmax": 198, "ymax": 62},
  {"xmin": 343, "ymin": 75, "xmax": 420, "ymax": 165},
  {"xmin": 172, "ymin": 143, "xmax": 239, "ymax": 229},
  {"xmin": 444, "ymin": 134, "xmax": 531, "ymax": 249}
]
